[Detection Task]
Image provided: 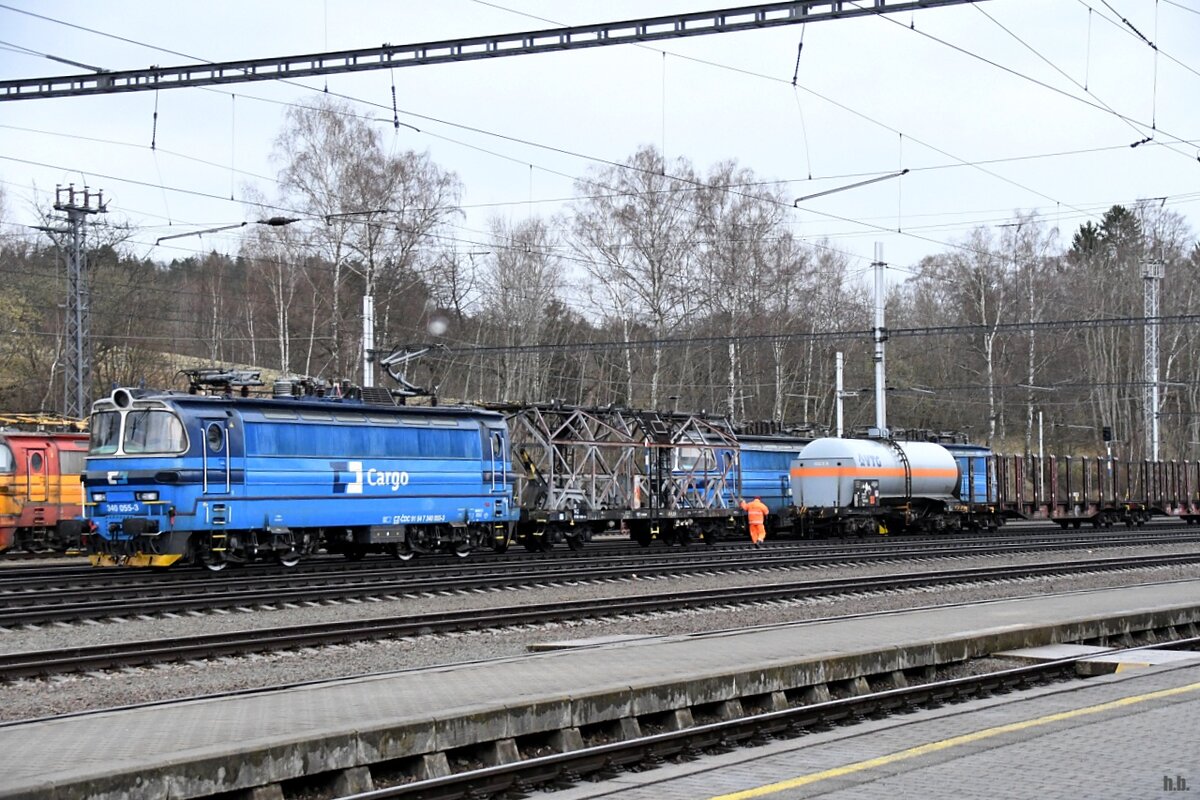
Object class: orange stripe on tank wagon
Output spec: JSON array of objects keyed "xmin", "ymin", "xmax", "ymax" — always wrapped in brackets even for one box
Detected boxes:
[{"xmin": 789, "ymin": 467, "xmax": 959, "ymax": 479}]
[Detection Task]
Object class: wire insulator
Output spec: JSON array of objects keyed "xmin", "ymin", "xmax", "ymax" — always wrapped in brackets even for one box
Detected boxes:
[{"xmin": 151, "ymin": 90, "xmax": 159, "ymax": 150}]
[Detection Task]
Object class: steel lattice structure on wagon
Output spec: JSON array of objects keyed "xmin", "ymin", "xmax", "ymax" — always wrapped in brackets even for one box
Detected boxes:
[{"xmin": 492, "ymin": 402, "xmax": 743, "ymax": 549}]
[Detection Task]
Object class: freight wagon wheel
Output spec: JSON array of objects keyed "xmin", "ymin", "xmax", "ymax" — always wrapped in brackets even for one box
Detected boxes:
[
  {"xmin": 523, "ymin": 529, "xmax": 551, "ymax": 552},
  {"xmin": 492, "ymin": 539, "xmax": 509, "ymax": 554},
  {"xmin": 565, "ymin": 534, "xmax": 584, "ymax": 551},
  {"xmin": 523, "ymin": 537, "xmax": 551, "ymax": 553}
]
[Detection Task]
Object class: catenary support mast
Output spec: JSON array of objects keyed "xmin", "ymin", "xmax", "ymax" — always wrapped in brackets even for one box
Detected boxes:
[
  {"xmin": 1143, "ymin": 255, "xmax": 1164, "ymax": 461},
  {"xmin": 39, "ymin": 185, "xmax": 107, "ymax": 418}
]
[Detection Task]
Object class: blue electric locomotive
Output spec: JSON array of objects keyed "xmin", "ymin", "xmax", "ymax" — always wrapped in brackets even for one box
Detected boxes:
[{"xmin": 84, "ymin": 383, "xmax": 516, "ymax": 569}]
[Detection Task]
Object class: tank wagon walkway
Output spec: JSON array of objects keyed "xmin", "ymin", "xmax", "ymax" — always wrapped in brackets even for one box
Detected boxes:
[{"xmin": 5, "ymin": 581, "xmax": 1200, "ymax": 799}]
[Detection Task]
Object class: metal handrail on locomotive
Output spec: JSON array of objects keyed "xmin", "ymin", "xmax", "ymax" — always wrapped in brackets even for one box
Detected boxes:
[{"xmin": 83, "ymin": 375, "xmax": 515, "ymax": 569}]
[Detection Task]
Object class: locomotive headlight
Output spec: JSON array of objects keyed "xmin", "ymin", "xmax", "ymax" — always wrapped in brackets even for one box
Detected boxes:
[
  {"xmin": 136, "ymin": 491, "xmax": 159, "ymax": 502},
  {"xmin": 92, "ymin": 492, "xmax": 107, "ymax": 502}
]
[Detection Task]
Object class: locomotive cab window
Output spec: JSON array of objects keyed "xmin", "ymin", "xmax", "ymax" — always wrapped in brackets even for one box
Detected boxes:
[
  {"xmin": 206, "ymin": 422, "xmax": 224, "ymax": 452},
  {"xmin": 0, "ymin": 443, "xmax": 12, "ymax": 473},
  {"xmin": 122, "ymin": 410, "xmax": 186, "ymax": 455},
  {"xmin": 29, "ymin": 452, "xmax": 43, "ymax": 472},
  {"xmin": 59, "ymin": 449, "xmax": 86, "ymax": 475},
  {"xmin": 90, "ymin": 411, "xmax": 121, "ymax": 455}
]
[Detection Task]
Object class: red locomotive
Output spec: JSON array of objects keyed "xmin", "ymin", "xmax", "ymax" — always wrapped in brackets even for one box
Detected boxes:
[{"xmin": 0, "ymin": 416, "xmax": 88, "ymax": 553}]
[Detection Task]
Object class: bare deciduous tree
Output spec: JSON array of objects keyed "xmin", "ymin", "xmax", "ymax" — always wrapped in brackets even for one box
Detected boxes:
[
  {"xmin": 479, "ymin": 217, "xmax": 564, "ymax": 402},
  {"xmin": 570, "ymin": 146, "xmax": 701, "ymax": 407}
]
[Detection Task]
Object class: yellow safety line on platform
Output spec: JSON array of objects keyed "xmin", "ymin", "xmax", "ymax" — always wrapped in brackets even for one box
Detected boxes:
[{"xmin": 708, "ymin": 680, "xmax": 1200, "ymax": 800}]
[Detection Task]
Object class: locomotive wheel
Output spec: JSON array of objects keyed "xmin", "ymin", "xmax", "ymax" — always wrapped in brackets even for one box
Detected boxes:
[
  {"xmin": 199, "ymin": 550, "xmax": 228, "ymax": 572},
  {"xmin": 392, "ymin": 543, "xmax": 416, "ymax": 561},
  {"xmin": 276, "ymin": 549, "xmax": 301, "ymax": 568},
  {"xmin": 454, "ymin": 542, "xmax": 472, "ymax": 558},
  {"xmin": 197, "ymin": 540, "xmax": 229, "ymax": 572}
]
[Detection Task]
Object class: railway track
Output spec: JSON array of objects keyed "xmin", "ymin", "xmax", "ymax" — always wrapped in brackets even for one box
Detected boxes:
[
  {"xmin": 353, "ymin": 635, "xmax": 1200, "ymax": 800},
  {"xmin": 1, "ymin": 520, "xmax": 1193, "ymax": 577},
  {"xmin": 3, "ymin": 555, "xmax": 1198, "ymax": 681},
  {"xmin": 4, "ymin": 530, "xmax": 1200, "ymax": 626}
]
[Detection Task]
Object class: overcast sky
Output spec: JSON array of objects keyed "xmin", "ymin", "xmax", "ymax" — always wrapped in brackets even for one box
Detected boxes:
[{"xmin": 1, "ymin": 0, "xmax": 1198, "ymax": 283}]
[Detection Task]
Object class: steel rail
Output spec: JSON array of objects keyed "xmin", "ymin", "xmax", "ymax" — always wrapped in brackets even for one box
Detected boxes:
[
  {"xmin": 4, "ymin": 526, "xmax": 1196, "ymax": 590},
  {"xmin": 2, "ymin": 555, "xmax": 1198, "ymax": 681},
  {"xmin": 347, "ymin": 636, "xmax": 1200, "ymax": 799},
  {"xmin": 4, "ymin": 532, "xmax": 1200, "ymax": 626}
]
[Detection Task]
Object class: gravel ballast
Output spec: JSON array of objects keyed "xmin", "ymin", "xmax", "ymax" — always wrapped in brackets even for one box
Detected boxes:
[{"xmin": 1, "ymin": 544, "xmax": 1199, "ymax": 722}]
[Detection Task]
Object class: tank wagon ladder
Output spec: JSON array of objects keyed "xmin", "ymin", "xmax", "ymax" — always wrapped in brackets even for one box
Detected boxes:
[{"xmin": 881, "ymin": 437, "xmax": 913, "ymax": 534}]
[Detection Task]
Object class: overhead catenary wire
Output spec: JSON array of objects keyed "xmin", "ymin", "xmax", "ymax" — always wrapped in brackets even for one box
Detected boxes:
[
  {"xmin": 428, "ymin": 313, "xmax": 1200, "ymax": 359},
  {"xmin": 858, "ymin": 0, "xmax": 1199, "ymax": 163},
  {"xmin": 5, "ymin": 147, "xmax": 1188, "ymax": 297},
  {"xmin": 970, "ymin": 3, "xmax": 1156, "ymax": 145},
  {"xmin": 4, "ymin": 0, "xmax": 1195, "ymax": 311},
  {"xmin": 0, "ymin": 0, "xmax": 1110, "ymax": 262},
  {"xmin": 5, "ymin": 123, "xmax": 1190, "ymax": 223}
]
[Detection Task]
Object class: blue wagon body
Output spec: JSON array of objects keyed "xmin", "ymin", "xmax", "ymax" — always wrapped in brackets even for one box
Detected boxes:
[
  {"xmin": 940, "ymin": 443, "xmax": 996, "ymax": 505},
  {"xmin": 84, "ymin": 388, "xmax": 515, "ymax": 568},
  {"xmin": 732, "ymin": 435, "xmax": 812, "ymax": 518}
]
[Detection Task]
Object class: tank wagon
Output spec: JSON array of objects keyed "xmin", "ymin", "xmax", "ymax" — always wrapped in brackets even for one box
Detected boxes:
[
  {"xmin": 789, "ymin": 436, "xmax": 1003, "ymax": 536},
  {"xmin": 84, "ymin": 375, "xmax": 515, "ymax": 569},
  {"xmin": 0, "ymin": 422, "xmax": 89, "ymax": 553}
]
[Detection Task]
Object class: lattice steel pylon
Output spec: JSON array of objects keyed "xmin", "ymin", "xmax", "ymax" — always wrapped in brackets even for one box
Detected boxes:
[
  {"xmin": 53, "ymin": 185, "xmax": 106, "ymax": 419},
  {"xmin": 1143, "ymin": 256, "xmax": 1164, "ymax": 462}
]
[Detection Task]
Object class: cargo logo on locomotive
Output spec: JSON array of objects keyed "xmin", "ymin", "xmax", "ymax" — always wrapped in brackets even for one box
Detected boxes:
[{"xmin": 332, "ymin": 461, "xmax": 410, "ymax": 494}]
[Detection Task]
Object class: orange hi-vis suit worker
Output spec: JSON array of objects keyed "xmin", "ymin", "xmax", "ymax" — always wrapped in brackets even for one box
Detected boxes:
[{"xmin": 740, "ymin": 497, "xmax": 769, "ymax": 546}]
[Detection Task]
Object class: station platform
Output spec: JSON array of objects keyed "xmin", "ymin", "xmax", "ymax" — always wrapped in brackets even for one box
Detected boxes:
[
  {"xmin": 4, "ymin": 580, "xmax": 1200, "ymax": 799},
  {"xmin": 555, "ymin": 656, "xmax": 1200, "ymax": 799}
]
